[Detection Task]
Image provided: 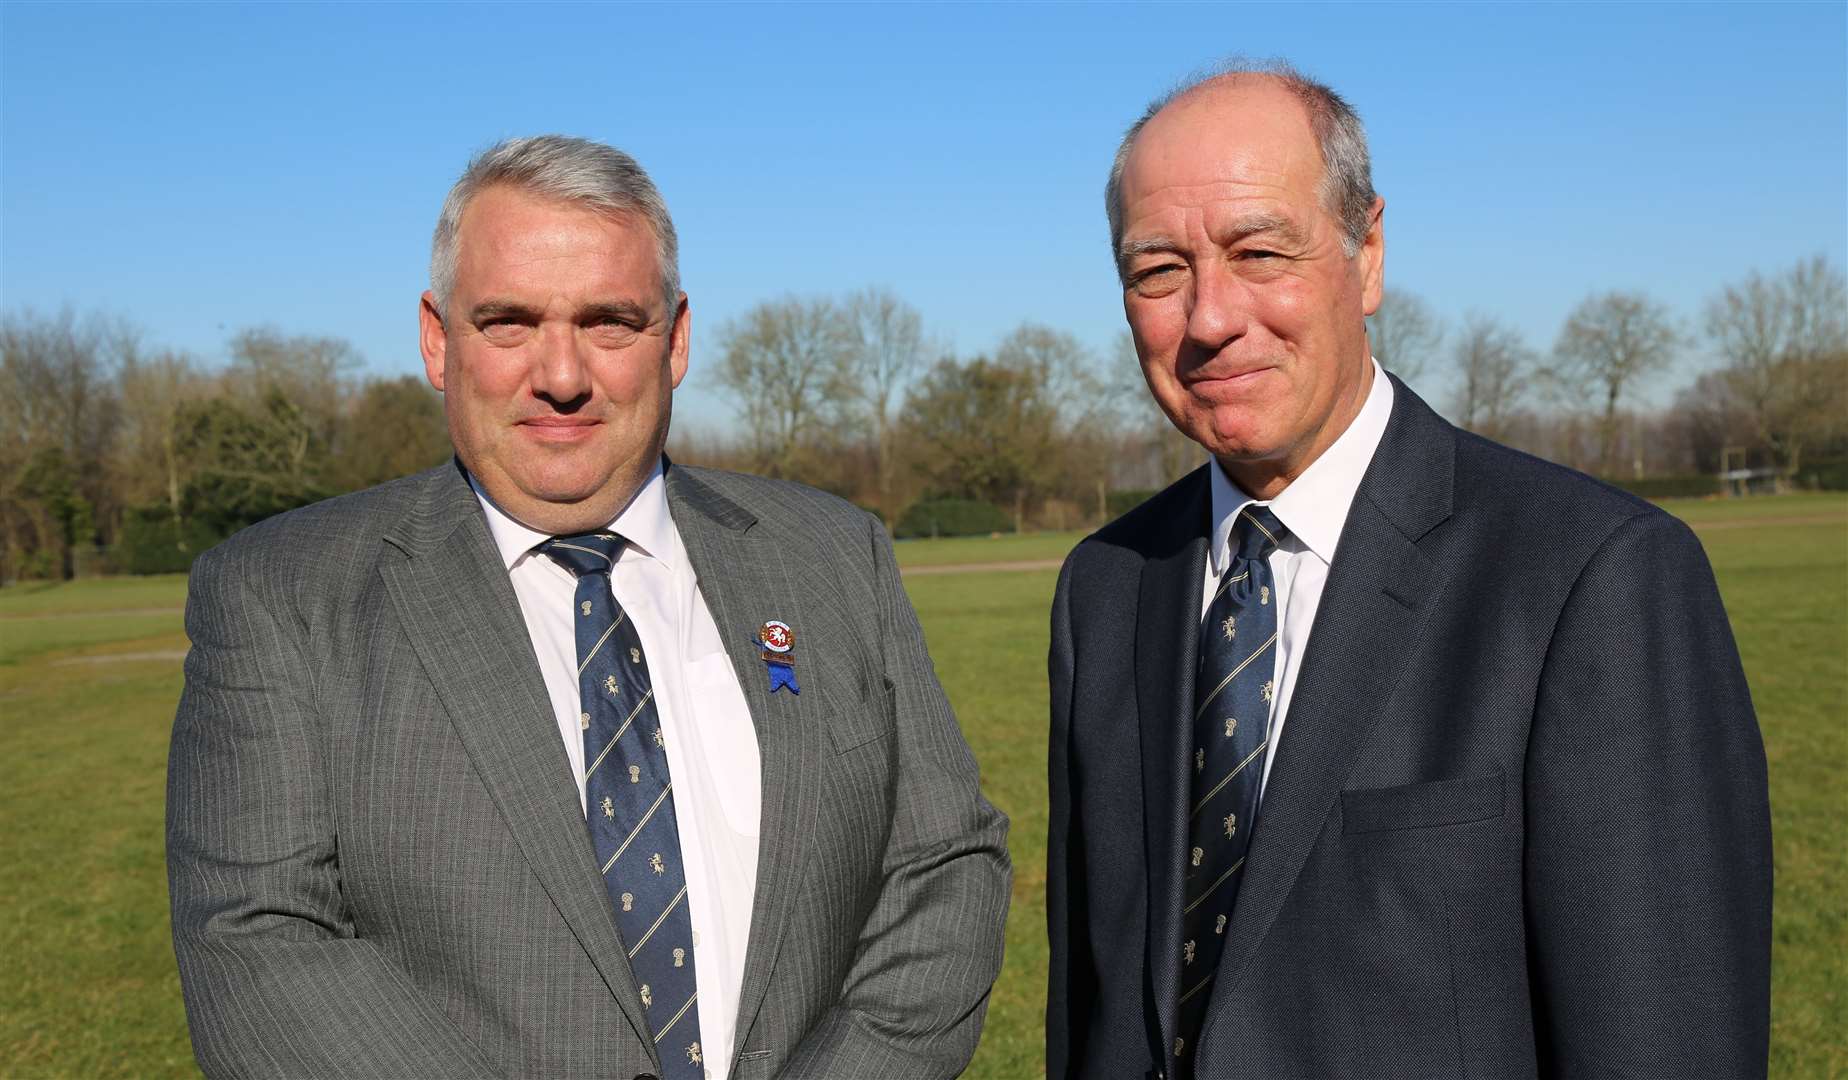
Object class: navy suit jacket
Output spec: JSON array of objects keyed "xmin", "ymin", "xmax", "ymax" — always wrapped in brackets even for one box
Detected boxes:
[{"xmin": 1047, "ymin": 377, "xmax": 1772, "ymax": 1079}]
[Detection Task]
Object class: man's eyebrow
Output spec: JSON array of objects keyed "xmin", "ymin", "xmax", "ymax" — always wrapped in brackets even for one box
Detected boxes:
[
  {"xmin": 1223, "ymin": 212, "xmax": 1305, "ymax": 245},
  {"xmin": 466, "ymin": 298, "xmax": 541, "ymax": 322},
  {"xmin": 577, "ymin": 300, "xmax": 653, "ymax": 324},
  {"xmin": 1115, "ymin": 213, "xmax": 1307, "ymax": 267},
  {"xmin": 1118, "ymin": 237, "xmax": 1181, "ymax": 263}
]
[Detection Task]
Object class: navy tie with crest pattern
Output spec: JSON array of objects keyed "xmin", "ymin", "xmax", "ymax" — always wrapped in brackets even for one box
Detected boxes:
[
  {"xmin": 540, "ymin": 533, "xmax": 705, "ymax": 1079},
  {"xmin": 1173, "ymin": 504, "xmax": 1288, "ymax": 1076}
]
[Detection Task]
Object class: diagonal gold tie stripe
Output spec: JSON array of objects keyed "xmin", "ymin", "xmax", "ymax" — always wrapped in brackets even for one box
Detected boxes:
[
  {"xmin": 602, "ymin": 782, "xmax": 674, "ymax": 874},
  {"xmin": 627, "ymin": 883, "xmax": 689, "ymax": 959},
  {"xmin": 548, "ymin": 541, "xmax": 614, "ymax": 563},
  {"xmin": 1212, "ymin": 569, "xmax": 1249, "ymax": 603},
  {"xmin": 1194, "ymin": 631, "xmax": 1278, "ymax": 720},
  {"xmin": 1183, "ymin": 856, "xmax": 1246, "ymax": 916},
  {"xmin": 1190, "ymin": 742, "xmax": 1267, "ymax": 818},
  {"xmin": 1179, "ymin": 971, "xmax": 1216, "ymax": 1005},
  {"xmin": 585, "ymin": 689, "xmax": 654, "ymax": 779},
  {"xmin": 653, "ymin": 991, "xmax": 699, "ymax": 1043},
  {"xmin": 1240, "ymin": 508, "xmax": 1281, "ymax": 547},
  {"xmin": 577, "ymin": 611, "xmax": 627, "ymax": 676}
]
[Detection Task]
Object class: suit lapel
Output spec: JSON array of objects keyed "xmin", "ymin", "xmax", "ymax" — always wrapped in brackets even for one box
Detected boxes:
[
  {"xmin": 1134, "ymin": 468, "xmax": 1211, "ymax": 1059},
  {"xmin": 377, "ymin": 462, "xmax": 655, "ymax": 1054},
  {"xmin": 662, "ymin": 464, "xmax": 828, "ymax": 1064},
  {"xmin": 1208, "ymin": 380, "xmax": 1457, "ymax": 1019}
]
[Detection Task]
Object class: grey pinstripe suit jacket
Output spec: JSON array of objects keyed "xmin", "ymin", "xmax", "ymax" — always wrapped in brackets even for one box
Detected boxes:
[{"xmin": 167, "ymin": 458, "xmax": 1010, "ymax": 1080}]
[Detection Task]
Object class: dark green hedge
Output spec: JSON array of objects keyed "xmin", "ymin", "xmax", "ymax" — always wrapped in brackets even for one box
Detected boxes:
[
  {"xmin": 112, "ymin": 506, "xmax": 228, "ymax": 576},
  {"xmin": 1798, "ymin": 458, "xmax": 1848, "ymax": 491},
  {"xmin": 1105, "ymin": 489, "xmax": 1159, "ymax": 519},
  {"xmin": 894, "ymin": 498, "xmax": 1012, "ymax": 539}
]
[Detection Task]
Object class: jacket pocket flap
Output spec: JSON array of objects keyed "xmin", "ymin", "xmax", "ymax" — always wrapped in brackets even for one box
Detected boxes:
[
  {"xmin": 820, "ymin": 684, "xmax": 893, "ymax": 754},
  {"xmin": 1342, "ymin": 770, "xmax": 1505, "ymax": 834}
]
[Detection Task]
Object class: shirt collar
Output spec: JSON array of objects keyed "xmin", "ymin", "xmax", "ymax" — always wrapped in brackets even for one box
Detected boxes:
[
  {"xmin": 470, "ymin": 458, "xmax": 679, "ymax": 574},
  {"xmin": 1209, "ymin": 358, "xmax": 1395, "ymax": 574}
]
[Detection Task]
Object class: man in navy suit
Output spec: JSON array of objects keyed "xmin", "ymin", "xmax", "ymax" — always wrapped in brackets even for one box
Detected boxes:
[{"xmin": 1047, "ymin": 61, "xmax": 1772, "ymax": 1079}]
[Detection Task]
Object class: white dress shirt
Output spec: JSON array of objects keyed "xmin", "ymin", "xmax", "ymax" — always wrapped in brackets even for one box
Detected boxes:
[
  {"xmin": 1201, "ymin": 359, "xmax": 1394, "ymax": 800},
  {"xmin": 473, "ymin": 461, "xmax": 759, "ymax": 1080}
]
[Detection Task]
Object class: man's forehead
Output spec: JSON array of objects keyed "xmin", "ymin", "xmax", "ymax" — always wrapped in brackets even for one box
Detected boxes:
[
  {"xmin": 1116, "ymin": 85, "xmax": 1323, "ymax": 219},
  {"xmin": 1125, "ymin": 78, "xmax": 1320, "ymax": 192}
]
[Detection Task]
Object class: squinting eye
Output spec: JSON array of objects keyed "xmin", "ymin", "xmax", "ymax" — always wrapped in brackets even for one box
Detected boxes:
[{"xmin": 480, "ymin": 319, "xmax": 527, "ymax": 339}]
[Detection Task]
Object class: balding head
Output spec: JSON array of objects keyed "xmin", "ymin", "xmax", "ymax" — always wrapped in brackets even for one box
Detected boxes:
[{"xmin": 1105, "ymin": 60, "xmax": 1375, "ymax": 278}]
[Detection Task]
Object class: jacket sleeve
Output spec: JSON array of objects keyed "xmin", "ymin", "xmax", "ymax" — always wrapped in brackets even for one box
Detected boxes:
[
  {"xmin": 1524, "ymin": 511, "xmax": 1773, "ymax": 1077},
  {"xmin": 1045, "ymin": 552, "xmax": 1088, "ymax": 1080},
  {"xmin": 781, "ymin": 515, "xmax": 1013, "ymax": 1080},
  {"xmin": 166, "ymin": 540, "xmax": 498, "ymax": 1079}
]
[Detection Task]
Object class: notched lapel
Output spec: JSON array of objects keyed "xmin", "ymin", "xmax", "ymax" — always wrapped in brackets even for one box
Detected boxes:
[
  {"xmin": 377, "ymin": 464, "xmax": 655, "ymax": 1054},
  {"xmin": 1133, "ymin": 472, "xmax": 1210, "ymax": 1058},
  {"xmin": 665, "ymin": 465, "xmax": 829, "ymax": 1065}
]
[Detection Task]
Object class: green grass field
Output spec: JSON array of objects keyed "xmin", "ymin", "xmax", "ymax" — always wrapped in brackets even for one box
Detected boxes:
[{"xmin": 1, "ymin": 494, "xmax": 1842, "ymax": 1078}]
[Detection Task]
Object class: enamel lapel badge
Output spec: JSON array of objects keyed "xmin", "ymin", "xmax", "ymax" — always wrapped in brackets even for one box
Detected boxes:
[{"xmin": 757, "ymin": 620, "xmax": 799, "ymax": 694}]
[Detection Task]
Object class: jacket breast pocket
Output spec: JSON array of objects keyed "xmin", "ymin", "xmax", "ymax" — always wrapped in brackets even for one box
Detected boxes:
[
  {"xmin": 1342, "ymin": 770, "xmax": 1505, "ymax": 834},
  {"xmin": 821, "ymin": 674, "xmax": 894, "ymax": 755}
]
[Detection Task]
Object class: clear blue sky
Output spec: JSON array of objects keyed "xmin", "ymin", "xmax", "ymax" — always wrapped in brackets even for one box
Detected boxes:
[{"xmin": 5, "ymin": 1, "xmax": 1844, "ymax": 431}]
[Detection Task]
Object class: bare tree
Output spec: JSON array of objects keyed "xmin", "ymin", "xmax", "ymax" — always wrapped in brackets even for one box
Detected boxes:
[
  {"xmin": 840, "ymin": 288, "xmax": 929, "ymax": 528},
  {"xmin": 1108, "ymin": 330, "xmax": 1202, "ymax": 491},
  {"xmin": 1552, "ymin": 290, "xmax": 1680, "ymax": 475},
  {"xmin": 1366, "ymin": 287, "xmax": 1445, "ymax": 382},
  {"xmin": 710, "ymin": 296, "xmax": 854, "ymax": 478},
  {"xmin": 0, "ymin": 309, "xmax": 133, "ymax": 577},
  {"xmin": 1704, "ymin": 255, "xmax": 1848, "ymax": 476},
  {"xmin": 227, "ymin": 327, "xmax": 359, "ymax": 476},
  {"xmin": 1448, "ymin": 314, "xmax": 1533, "ymax": 442},
  {"xmin": 114, "ymin": 347, "xmax": 209, "ymax": 527}
]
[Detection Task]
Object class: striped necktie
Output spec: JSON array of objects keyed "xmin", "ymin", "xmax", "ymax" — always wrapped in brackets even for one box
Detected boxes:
[
  {"xmin": 1173, "ymin": 504, "xmax": 1287, "ymax": 1075},
  {"xmin": 541, "ymin": 533, "xmax": 705, "ymax": 1079}
]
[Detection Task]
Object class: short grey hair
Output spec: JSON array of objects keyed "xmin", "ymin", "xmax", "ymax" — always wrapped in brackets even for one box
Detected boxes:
[
  {"xmin": 1104, "ymin": 58, "xmax": 1376, "ymax": 277},
  {"xmin": 429, "ymin": 134, "xmax": 681, "ymax": 317}
]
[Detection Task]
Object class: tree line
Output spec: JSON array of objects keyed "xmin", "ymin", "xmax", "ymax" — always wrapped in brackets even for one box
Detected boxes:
[{"xmin": 3, "ymin": 257, "xmax": 1843, "ymax": 581}]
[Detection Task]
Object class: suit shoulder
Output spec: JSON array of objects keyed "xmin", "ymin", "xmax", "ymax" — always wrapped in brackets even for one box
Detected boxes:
[
  {"xmin": 1060, "ymin": 465, "xmax": 1206, "ymax": 586},
  {"xmin": 192, "ymin": 467, "xmax": 435, "ymax": 584},
  {"xmin": 1449, "ymin": 430, "xmax": 1687, "ymax": 550},
  {"xmin": 676, "ymin": 464, "xmax": 873, "ymax": 526}
]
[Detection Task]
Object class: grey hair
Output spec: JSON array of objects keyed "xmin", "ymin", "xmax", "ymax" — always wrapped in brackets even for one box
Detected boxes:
[
  {"xmin": 429, "ymin": 134, "xmax": 681, "ymax": 317},
  {"xmin": 1104, "ymin": 58, "xmax": 1376, "ymax": 278}
]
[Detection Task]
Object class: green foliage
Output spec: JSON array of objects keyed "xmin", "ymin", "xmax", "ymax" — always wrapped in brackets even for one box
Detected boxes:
[
  {"xmin": 902, "ymin": 356, "xmax": 1060, "ymax": 509},
  {"xmin": 171, "ymin": 392, "xmax": 328, "ymax": 536},
  {"xmin": 1105, "ymin": 488, "xmax": 1158, "ymax": 519},
  {"xmin": 112, "ymin": 506, "xmax": 225, "ymax": 576},
  {"xmin": 327, "ymin": 376, "xmax": 451, "ymax": 491},
  {"xmin": 14, "ymin": 445, "xmax": 93, "ymax": 579},
  {"xmin": 895, "ymin": 497, "xmax": 1013, "ymax": 539},
  {"xmin": 1798, "ymin": 456, "xmax": 1848, "ymax": 491}
]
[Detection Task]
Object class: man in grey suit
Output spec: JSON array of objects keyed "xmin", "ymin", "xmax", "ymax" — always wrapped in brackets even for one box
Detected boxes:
[
  {"xmin": 168, "ymin": 135, "xmax": 1010, "ymax": 1080},
  {"xmin": 1047, "ymin": 63, "xmax": 1772, "ymax": 1078}
]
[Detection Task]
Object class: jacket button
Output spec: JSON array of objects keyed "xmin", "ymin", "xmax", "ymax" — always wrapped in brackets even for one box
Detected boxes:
[{"xmin": 634, "ymin": 1074, "xmax": 659, "ymax": 1080}]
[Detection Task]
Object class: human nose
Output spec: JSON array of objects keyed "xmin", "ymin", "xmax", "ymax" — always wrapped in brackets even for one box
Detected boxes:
[
  {"xmin": 528, "ymin": 323, "xmax": 593, "ymax": 405},
  {"xmin": 1184, "ymin": 257, "xmax": 1249, "ymax": 354}
]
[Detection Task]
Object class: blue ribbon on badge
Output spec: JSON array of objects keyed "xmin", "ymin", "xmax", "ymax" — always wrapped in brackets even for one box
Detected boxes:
[{"xmin": 766, "ymin": 659, "xmax": 799, "ymax": 695}]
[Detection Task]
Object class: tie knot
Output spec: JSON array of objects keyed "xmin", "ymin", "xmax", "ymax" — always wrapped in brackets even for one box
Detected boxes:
[
  {"xmin": 1232, "ymin": 505, "xmax": 1287, "ymax": 563},
  {"xmin": 540, "ymin": 532, "xmax": 624, "ymax": 577}
]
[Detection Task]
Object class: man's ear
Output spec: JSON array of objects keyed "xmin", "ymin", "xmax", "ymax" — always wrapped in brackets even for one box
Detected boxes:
[
  {"xmin": 419, "ymin": 291, "xmax": 448, "ymax": 391},
  {"xmin": 1359, "ymin": 196, "xmax": 1385, "ymax": 317},
  {"xmin": 668, "ymin": 294, "xmax": 691, "ymax": 390}
]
